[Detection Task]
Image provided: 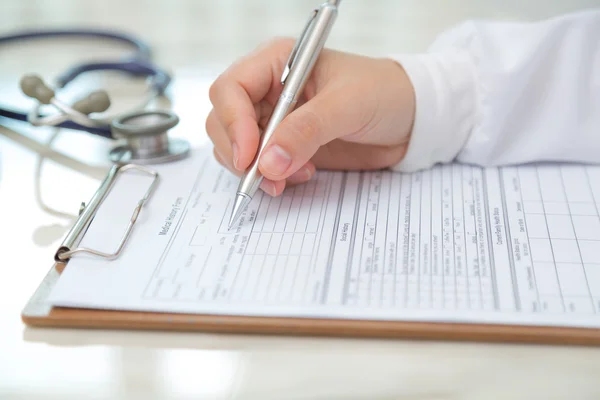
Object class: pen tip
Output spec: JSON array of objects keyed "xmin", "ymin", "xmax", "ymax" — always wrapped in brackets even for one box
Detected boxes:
[{"xmin": 228, "ymin": 193, "xmax": 251, "ymax": 231}]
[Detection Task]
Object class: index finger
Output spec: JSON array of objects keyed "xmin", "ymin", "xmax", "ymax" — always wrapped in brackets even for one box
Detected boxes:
[{"xmin": 207, "ymin": 41, "xmax": 287, "ymax": 170}]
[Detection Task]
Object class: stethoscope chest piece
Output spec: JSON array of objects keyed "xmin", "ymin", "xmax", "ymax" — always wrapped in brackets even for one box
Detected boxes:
[{"xmin": 108, "ymin": 110, "xmax": 190, "ymax": 165}]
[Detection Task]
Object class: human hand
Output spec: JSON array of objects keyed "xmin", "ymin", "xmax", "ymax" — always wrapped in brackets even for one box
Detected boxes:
[{"xmin": 206, "ymin": 38, "xmax": 415, "ymax": 197}]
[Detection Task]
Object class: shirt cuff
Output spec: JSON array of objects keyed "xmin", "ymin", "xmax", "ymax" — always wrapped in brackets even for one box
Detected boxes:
[{"xmin": 388, "ymin": 51, "xmax": 477, "ymax": 172}]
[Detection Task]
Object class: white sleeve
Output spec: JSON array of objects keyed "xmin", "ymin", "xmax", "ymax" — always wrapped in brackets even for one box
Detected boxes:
[{"xmin": 389, "ymin": 9, "xmax": 600, "ymax": 172}]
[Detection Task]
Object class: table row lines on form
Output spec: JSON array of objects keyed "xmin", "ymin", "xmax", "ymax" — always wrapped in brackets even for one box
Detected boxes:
[
  {"xmin": 144, "ymin": 270, "xmax": 600, "ymax": 314},
  {"xmin": 203, "ymin": 168, "xmax": 600, "ymax": 241},
  {"xmin": 217, "ymin": 172, "xmax": 335, "ymax": 235},
  {"xmin": 205, "ymin": 230, "xmax": 600, "ymax": 265},
  {"xmin": 147, "ymin": 243, "xmax": 600, "ymax": 313}
]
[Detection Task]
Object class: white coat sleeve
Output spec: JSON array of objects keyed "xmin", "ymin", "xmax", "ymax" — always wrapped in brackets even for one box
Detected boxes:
[{"xmin": 389, "ymin": 9, "xmax": 600, "ymax": 172}]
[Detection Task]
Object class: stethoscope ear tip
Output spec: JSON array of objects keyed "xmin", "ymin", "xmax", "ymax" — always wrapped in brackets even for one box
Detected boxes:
[
  {"xmin": 20, "ymin": 74, "xmax": 55, "ymax": 104},
  {"xmin": 72, "ymin": 90, "xmax": 111, "ymax": 114}
]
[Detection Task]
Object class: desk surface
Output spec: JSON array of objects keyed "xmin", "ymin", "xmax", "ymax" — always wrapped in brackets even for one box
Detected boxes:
[{"xmin": 2, "ymin": 1, "xmax": 600, "ymax": 399}]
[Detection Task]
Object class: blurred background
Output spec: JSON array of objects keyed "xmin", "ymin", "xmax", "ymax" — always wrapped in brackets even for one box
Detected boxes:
[
  {"xmin": 2, "ymin": 0, "xmax": 598, "ymax": 160},
  {"xmin": 2, "ymin": 0, "xmax": 599, "ymax": 76}
]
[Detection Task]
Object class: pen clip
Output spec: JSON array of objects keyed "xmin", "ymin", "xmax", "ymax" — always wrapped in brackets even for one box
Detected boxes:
[{"xmin": 280, "ymin": 8, "xmax": 318, "ymax": 85}]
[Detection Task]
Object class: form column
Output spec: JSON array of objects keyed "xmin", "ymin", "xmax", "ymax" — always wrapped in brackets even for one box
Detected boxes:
[
  {"xmin": 452, "ymin": 165, "xmax": 468, "ymax": 310},
  {"xmin": 346, "ymin": 173, "xmax": 370, "ymax": 306},
  {"xmin": 396, "ymin": 174, "xmax": 411, "ymax": 308},
  {"xmin": 430, "ymin": 166, "xmax": 444, "ymax": 309},
  {"xmin": 559, "ymin": 165, "xmax": 597, "ymax": 313},
  {"xmin": 537, "ymin": 166, "xmax": 590, "ymax": 313},
  {"xmin": 441, "ymin": 165, "xmax": 456, "ymax": 309},
  {"xmin": 239, "ymin": 234, "xmax": 270, "ymax": 302},
  {"xmin": 518, "ymin": 166, "xmax": 563, "ymax": 313},
  {"xmin": 386, "ymin": 171, "xmax": 402, "ymax": 309},
  {"xmin": 253, "ymin": 232, "xmax": 281, "ymax": 303},
  {"xmin": 501, "ymin": 166, "xmax": 539, "ymax": 312},
  {"xmin": 374, "ymin": 171, "xmax": 393, "ymax": 308},
  {"xmin": 472, "ymin": 167, "xmax": 495, "ymax": 310},
  {"xmin": 327, "ymin": 172, "xmax": 360, "ymax": 306},
  {"xmin": 584, "ymin": 167, "xmax": 600, "ymax": 312},
  {"xmin": 419, "ymin": 168, "xmax": 432, "ymax": 308},
  {"xmin": 311, "ymin": 172, "xmax": 342, "ymax": 304},
  {"xmin": 360, "ymin": 171, "xmax": 382, "ymax": 307},
  {"xmin": 484, "ymin": 168, "xmax": 514, "ymax": 311},
  {"xmin": 536, "ymin": 165, "xmax": 574, "ymax": 313},
  {"xmin": 407, "ymin": 171, "xmax": 422, "ymax": 308},
  {"xmin": 462, "ymin": 165, "xmax": 481, "ymax": 310}
]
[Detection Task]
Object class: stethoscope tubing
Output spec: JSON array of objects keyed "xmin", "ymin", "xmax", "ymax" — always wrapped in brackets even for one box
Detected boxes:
[
  {"xmin": 0, "ymin": 29, "xmax": 152, "ymax": 58},
  {"xmin": 0, "ymin": 28, "xmax": 170, "ymax": 139},
  {"xmin": 0, "ymin": 105, "xmax": 113, "ymax": 137}
]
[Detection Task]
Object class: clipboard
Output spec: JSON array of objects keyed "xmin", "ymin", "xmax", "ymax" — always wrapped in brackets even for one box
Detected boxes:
[{"xmin": 21, "ymin": 162, "xmax": 600, "ymax": 346}]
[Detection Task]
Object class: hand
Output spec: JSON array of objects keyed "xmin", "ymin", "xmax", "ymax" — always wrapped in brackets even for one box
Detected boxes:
[{"xmin": 206, "ymin": 38, "xmax": 416, "ymax": 197}]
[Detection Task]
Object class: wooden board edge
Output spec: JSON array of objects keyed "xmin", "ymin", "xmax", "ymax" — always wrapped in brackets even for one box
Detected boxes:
[
  {"xmin": 21, "ymin": 307, "xmax": 600, "ymax": 347},
  {"xmin": 20, "ymin": 263, "xmax": 600, "ymax": 347}
]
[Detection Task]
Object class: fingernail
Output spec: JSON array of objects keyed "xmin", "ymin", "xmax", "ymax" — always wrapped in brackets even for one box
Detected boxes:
[
  {"xmin": 259, "ymin": 144, "xmax": 292, "ymax": 176},
  {"xmin": 288, "ymin": 167, "xmax": 313, "ymax": 184},
  {"xmin": 260, "ymin": 180, "xmax": 276, "ymax": 197},
  {"xmin": 304, "ymin": 166, "xmax": 313, "ymax": 180},
  {"xmin": 232, "ymin": 142, "xmax": 239, "ymax": 170}
]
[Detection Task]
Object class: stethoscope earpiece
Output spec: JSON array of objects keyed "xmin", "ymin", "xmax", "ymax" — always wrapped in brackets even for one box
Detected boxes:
[
  {"xmin": 20, "ymin": 73, "xmax": 112, "ymax": 115},
  {"xmin": 3, "ymin": 29, "xmax": 190, "ymax": 163},
  {"xmin": 20, "ymin": 74, "xmax": 55, "ymax": 104},
  {"xmin": 71, "ymin": 90, "xmax": 111, "ymax": 114}
]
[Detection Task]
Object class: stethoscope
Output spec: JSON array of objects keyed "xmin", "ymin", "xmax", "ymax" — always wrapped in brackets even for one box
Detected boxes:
[{"xmin": 0, "ymin": 29, "xmax": 190, "ymax": 164}]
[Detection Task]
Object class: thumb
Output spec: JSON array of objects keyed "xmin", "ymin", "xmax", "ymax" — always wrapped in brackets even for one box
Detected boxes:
[{"xmin": 258, "ymin": 90, "xmax": 348, "ymax": 181}]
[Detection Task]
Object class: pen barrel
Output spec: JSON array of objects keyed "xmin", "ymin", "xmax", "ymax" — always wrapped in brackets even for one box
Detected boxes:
[
  {"xmin": 236, "ymin": 95, "xmax": 296, "ymax": 198},
  {"xmin": 235, "ymin": 2, "xmax": 339, "ymax": 199},
  {"xmin": 280, "ymin": 3, "xmax": 338, "ymax": 102}
]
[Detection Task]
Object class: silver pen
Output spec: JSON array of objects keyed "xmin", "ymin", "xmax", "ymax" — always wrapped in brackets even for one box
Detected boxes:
[{"xmin": 228, "ymin": 0, "xmax": 341, "ymax": 229}]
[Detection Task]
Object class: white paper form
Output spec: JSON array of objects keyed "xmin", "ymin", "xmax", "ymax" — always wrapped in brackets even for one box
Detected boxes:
[{"xmin": 49, "ymin": 149, "xmax": 600, "ymax": 328}]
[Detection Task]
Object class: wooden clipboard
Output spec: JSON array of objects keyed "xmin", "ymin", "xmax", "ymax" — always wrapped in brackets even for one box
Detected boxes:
[{"xmin": 21, "ymin": 163, "xmax": 600, "ymax": 346}]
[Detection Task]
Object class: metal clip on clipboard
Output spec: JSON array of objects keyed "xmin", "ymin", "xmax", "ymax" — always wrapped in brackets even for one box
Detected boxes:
[{"xmin": 54, "ymin": 164, "xmax": 159, "ymax": 263}]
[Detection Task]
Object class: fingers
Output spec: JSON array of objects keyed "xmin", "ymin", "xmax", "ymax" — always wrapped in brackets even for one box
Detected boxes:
[
  {"xmin": 208, "ymin": 83, "xmax": 260, "ymax": 171},
  {"xmin": 214, "ymin": 147, "xmax": 315, "ymax": 197},
  {"xmin": 287, "ymin": 162, "xmax": 316, "ymax": 185},
  {"xmin": 207, "ymin": 41, "xmax": 292, "ymax": 171},
  {"xmin": 213, "ymin": 147, "xmax": 284, "ymax": 196},
  {"xmin": 209, "ymin": 108, "xmax": 316, "ymax": 197},
  {"xmin": 206, "ymin": 110, "xmax": 234, "ymax": 168},
  {"xmin": 257, "ymin": 89, "xmax": 352, "ymax": 181}
]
